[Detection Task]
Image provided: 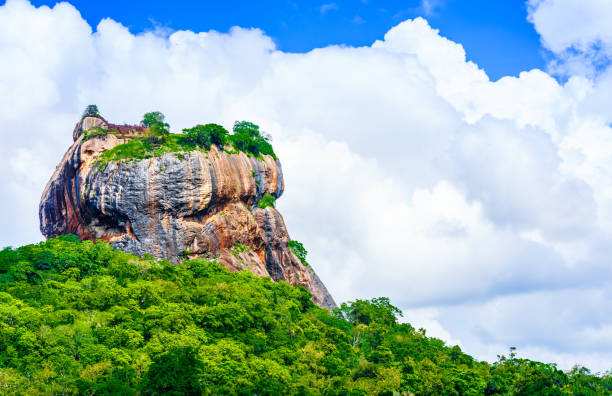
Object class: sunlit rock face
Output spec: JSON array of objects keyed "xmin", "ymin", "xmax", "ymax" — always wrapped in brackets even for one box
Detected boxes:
[{"xmin": 40, "ymin": 116, "xmax": 336, "ymax": 308}]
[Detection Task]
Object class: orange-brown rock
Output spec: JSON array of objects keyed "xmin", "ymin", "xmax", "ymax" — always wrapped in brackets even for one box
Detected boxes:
[{"xmin": 39, "ymin": 116, "xmax": 336, "ymax": 308}]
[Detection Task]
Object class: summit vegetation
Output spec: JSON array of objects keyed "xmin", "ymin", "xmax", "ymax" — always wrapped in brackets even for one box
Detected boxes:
[
  {"xmin": 0, "ymin": 237, "xmax": 610, "ymax": 395},
  {"xmin": 83, "ymin": 108, "xmax": 277, "ymax": 167}
]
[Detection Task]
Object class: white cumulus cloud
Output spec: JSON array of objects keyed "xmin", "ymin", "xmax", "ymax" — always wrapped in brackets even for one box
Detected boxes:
[{"xmin": 528, "ymin": 0, "xmax": 612, "ymax": 76}]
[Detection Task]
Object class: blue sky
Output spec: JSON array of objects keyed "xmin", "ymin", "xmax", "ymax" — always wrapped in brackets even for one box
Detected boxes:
[{"xmin": 30, "ymin": 0, "xmax": 545, "ymax": 80}]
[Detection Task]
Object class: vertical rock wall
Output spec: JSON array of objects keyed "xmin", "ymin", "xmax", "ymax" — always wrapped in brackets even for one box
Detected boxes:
[{"xmin": 39, "ymin": 117, "xmax": 336, "ymax": 309}]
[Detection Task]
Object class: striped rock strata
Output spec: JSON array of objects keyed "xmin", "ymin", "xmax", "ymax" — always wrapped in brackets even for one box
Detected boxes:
[{"xmin": 39, "ymin": 116, "xmax": 336, "ymax": 308}]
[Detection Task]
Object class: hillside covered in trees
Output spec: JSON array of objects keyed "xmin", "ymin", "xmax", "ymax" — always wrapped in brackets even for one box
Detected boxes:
[{"xmin": 0, "ymin": 237, "xmax": 610, "ymax": 395}]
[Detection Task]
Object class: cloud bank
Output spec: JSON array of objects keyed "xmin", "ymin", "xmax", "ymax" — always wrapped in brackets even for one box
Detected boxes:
[
  {"xmin": 1, "ymin": 0, "xmax": 612, "ymax": 371},
  {"xmin": 528, "ymin": 0, "xmax": 612, "ymax": 77}
]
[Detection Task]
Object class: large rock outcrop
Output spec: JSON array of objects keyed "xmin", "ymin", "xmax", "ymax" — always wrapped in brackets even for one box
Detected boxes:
[{"xmin": 40, "ymin": 116, "xmax": 336, "ymax": 308}]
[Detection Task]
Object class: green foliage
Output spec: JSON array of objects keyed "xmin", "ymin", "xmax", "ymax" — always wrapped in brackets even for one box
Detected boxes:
[
  {"xmin": 95, "ymin": 114, "xmax": 278, "ymax": 167},
  {"xmin": 83, "ymin": 126, "xmax": 120, "ymax": 142},
  {"xmin": 182, "ymin": 124, "xmax": 229, "ymax": 150},
  {"xmin": 257, "ymin": 193, "xmax": 276, "ymax": 209},
  {"xmin": 229, "ymin": 243, "xmax": 251, "ymax": 257},
  {"xmin": 142, "ymin": 346, "xmax": 204, "ymax": 395},
  {"xmin": 96, "ymin": 135, "xmax": 200, "ymax": 168},
  {"xmin": 288, "ymin": 240, "xmax": 309, "ymax": 267},
  {"xmin": 83, "ymin": 126, "xmax": 108, "ymax": 140},
  {"xmin": 0, "ymin": 238, "xmax": 608, "ymax": 395},
  {"xmin": 141, "ymin": 111, "xmax": 166, "ymax": 127},
  {"xmin": 82, "ymin": 104, "xmax": 100, "ymax": 118},
  {"xmin": 233, "ymin": 121, "xmax": 260, "ymax": 137},
  {"xmin": 337, "ymin": 297, "xmax": 402, "ymax": 326},
  {"xmin": 141, "ymin": 111, "xmax": 170, "ymax": 140},
  {"xmin": 230, "ymin": 121, "xmax": 277, "ymax": 160}
]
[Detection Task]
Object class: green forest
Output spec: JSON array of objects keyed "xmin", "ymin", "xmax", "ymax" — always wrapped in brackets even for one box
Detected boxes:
[{"xmin": 0, "ymin": 237, "xmax": 610, "ymax": 395}]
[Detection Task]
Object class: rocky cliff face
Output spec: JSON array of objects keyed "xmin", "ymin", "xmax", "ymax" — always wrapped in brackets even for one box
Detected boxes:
[{"xmin": 40, "ymin": 116, "xmax": 336, "ymax": 308}]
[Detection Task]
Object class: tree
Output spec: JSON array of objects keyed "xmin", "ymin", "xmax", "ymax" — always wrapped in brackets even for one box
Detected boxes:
[
  {"xmin": 233, "ymin": 121, "xmax": 260, "ymax": 137},
  {"xmin": 82, "ymin": 105, "xmax": 100, "ymax": 118},
  {"xmin": 141, "ymin": 111, "xmax": 165, "ymax": 127},
  {"xmin": 1, "ymin": 236, "xmax": 608, "ymax": 395},
  {"xmin": 230, "ymin": 121, "xmax": 277, "ymax": 159},
  {"xmin": 182, "ymin": 123, "xmax": 229, "ymax": 149},
  {"xmin": 231, "ymin": 129, "xmax": 260, "ymax": 156},
  {"xmin": 232, "ymin": 121, "xmax": 262, "ymax": 156},
  {"xmin": 336, "ymin": 297, "xmax": 402, "ymax": 326},
  {"xmin": 141, "ymin": 112, "xmax": 170, "ymax": 140},
  {"xmin": 141, "ymin": 346, "xmax": 204, "ymax": 395}
]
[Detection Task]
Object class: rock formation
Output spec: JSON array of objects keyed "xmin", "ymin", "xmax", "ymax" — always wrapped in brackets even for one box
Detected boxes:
[{"xmin": 40, "ymin": 116, "xmax": 336, "ymax": 308}]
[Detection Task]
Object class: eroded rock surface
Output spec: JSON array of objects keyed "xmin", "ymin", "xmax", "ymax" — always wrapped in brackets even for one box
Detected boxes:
[{"xmin": 40, "ymin": 117, "xmax": 336, "ymax": 308}]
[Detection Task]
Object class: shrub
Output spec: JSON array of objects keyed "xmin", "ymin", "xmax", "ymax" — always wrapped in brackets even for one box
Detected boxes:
[
  {"xmin": 229, "ymin": 243, "xmax": 251, "ymax": 257},
  {"xmin": 256, "ymin": 138, "xmax": 276, "ymax": 158},
  {"xmin": 257, "ymin": 194, "xmax": 276, "ymax": 209},
  {"xmin": 83, "ymin": 126, "xmax": 117, "ymax": 141},
  {"xmin": 288, "ymin": 240, "xmax": 308, "ymax": 266}
]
